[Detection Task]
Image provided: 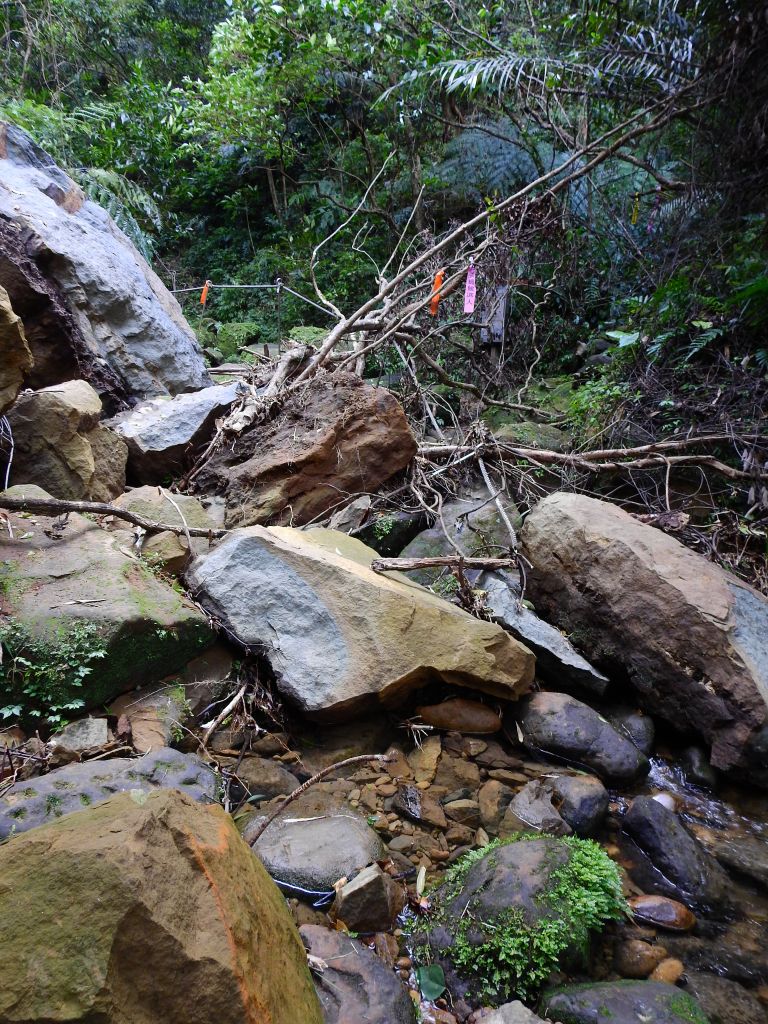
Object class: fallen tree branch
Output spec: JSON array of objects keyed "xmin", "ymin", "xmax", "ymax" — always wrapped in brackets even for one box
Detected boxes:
[
  {"xmin": 0, "ymin": 495, "xmax": 228, "ymax": 538},
  {"xmin": 371, "ymin": 555, "xmax": 516, "ymax": 572},
  {"xmin": 247, "ymin": 753, "xmax": 394, "ymax": 845}
]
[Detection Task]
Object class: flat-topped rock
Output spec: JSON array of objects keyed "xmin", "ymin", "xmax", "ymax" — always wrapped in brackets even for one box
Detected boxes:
[{"xmin": 187, "ymin": 526, "xmax": 535, "ymax": 721}]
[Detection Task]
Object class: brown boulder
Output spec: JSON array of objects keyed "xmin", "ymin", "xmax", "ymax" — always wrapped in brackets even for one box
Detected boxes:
[
  {"xmin": 0, "ymin": 789, "xmax": 322, "ymax": 1024},
  {"xmin": 522, "ymin": 492, "xmax": 768, "ymax": 771},
  {"xmin": 0, "ymin": 284, "xmax": 33, "ymax": 414},
  {"xmin": 6, "ymin": 380, "xmax": 126, "ymax": 499},
  {"xmin": 193, "ymin": 373, "xmax": 418, "ymax": 527}
]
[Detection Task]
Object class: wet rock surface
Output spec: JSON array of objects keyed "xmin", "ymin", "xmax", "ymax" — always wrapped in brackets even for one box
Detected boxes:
[
  {"xmin": 623, "ymin": 796, "xmax": 730, "ymax": 910},
  {"xmin": 515, "ymin": 691, "xmax": 649, "ymax": 783}
]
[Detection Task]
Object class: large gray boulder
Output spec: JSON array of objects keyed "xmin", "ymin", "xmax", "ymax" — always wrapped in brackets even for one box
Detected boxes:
[
  {"xmin": 107, "ymin": 382, "xmax": 243, "ymax": 483},
  {"xmin": 186, "ymin": 526, "xmax": 535, "ymax": 721},
  {"xmin": 0, "ymin": 121, "xmax": 209, "ymax": 401},
  {"xmin": 522, "ymin": 493, "xmax": 768, "ymax": 772},
  {"xmin": 0, "ymin": 485, "xmax": 214, "ymax": 711},
  {"xmin": 0, "ymin": 747, "xmax": 216, "ymax": 838}
]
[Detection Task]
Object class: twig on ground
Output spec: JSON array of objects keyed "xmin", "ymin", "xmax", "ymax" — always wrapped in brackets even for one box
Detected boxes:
[{"xmin": 247, "ymin": 753, "xmax": 394, "ymax": 845}]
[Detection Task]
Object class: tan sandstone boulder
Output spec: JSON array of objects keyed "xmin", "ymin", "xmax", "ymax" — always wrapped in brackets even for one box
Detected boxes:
[
  {"xmin": 0, "ymin": 788, "xmax": 323, "ymax": 1024},
  {"xmin": 0, "ymin": 285, "xmax": 33, "ymax": 414},
  {"xmin": 111, "ymin": 485, "xmax": 219, "ymax": 574},
  {"xmin": 521, "ymin": 492, "xmax": 768, "ymax": 771},
  {"xmin": 186, "ymin": 526, "xmax": 535, "ymax": 720},
  {"xmin": 6, "ymin": 379, "xmax": 127, "ymax": 499}
]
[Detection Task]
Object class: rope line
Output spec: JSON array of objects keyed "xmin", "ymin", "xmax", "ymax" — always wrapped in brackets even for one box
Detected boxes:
[{"xmin": 171, "ymin": 281, "xmax": 338, "ymax": 319}]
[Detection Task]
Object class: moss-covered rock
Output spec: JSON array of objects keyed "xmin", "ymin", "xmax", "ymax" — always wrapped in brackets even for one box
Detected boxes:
[
  {"xmin": 541, "ymin": 980, "xmax": 710, "ymax": 1023},
  {"xmin": 0, "ymin": 485, "xmax": 214, "ymax": 719},
  {"xmin": 409, "ymin": 835, "xmax": 626, "ymax": 1007}
]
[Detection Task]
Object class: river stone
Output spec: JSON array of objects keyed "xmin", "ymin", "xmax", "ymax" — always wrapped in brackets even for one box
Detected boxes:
[
  {"xmin": 521, "ymin": 492, "xmax": 768, "ymax": 773},
  {"xmin": 244, "ymin": 796, "xmax": 385, "ymax": 892},
  {"xmin": 681, "ymin": 745, "xmax": 719, "ymax": 788},
  {"xmin": 107, "ymin": 381, "xmax": 243, "ymax": 483},
  {"xmin": 514, "ymin": 691, "xmax": 649, "ymax": 784},
  {"xmin": 0, "ymin": 789, "xmax": 323, "ymax": 1024},
  {"xmin": 480, "ymin": 1002, "xmax": 546, "ymax": 1023},
  {"xmin": 0, "ymin": 485, "xmax": 214, "ymax": 708},
  {"xmin": 193, "ymin": 372, "xmax": 418, "ymax": 528},
  {"xmin": 477, "ymin": 570, "xmax": 608, "ymax": 695},
  {"xmin": 500, "ymin": 780, "xmax": 571, "ymax": 837},
  {"xmin": 0, "ymin": 283, "xmax": 33, "ymax": 414},
  {"xmin": 712, "ymin": 834, "xmax": 768, "ymax": 889},
  {"xmin": 682, "ymin": 971, "xmax": 766, "ymax": 1024},
  {"xmin": 49, "ymin": 716, "xmax": 109, "ymax": 754},
  {"xmin": 548, "ymin": 774, "xmax": 609, "ymax": 837},
  {"xmin": 334, "ymin": 863, "xmax": 405, "ymax": 933},
  {"xmin": 614, "ymin": 939, "xmax": 668, "ymax": 979},
  {"xmin": 0, "ymin": 122, "xmax": 210, "ymax": 401},
  {"xmin": 0, "ymin": 747, "xmax": 216, "ymax": 839},
  {"xmin": 218, "ymin": 755, "xmax": 299, "ymax": 801},
  {"xmin": 479, "ymin": 779, "xmax": 516, "ymax": 833},
  {"xmin": 393, "ymin": 783, "xmax": 447, "ymax": 829},
  {"xmin": 628, "ymin": 894, "xmax": 696, "ymax": 932},
  {"xmin": 6, "ymin": 380, "xmax": 127, "ymax": 500},
  {"xmin": 417, "ymin": 697, "xmax": 502, "ymax": 734},
  {"xmin": 623, "ymin": 796, "xmax": 730, "ymax": 910},
  {"xmin": 186, "ymin": 526, "xmax": 535, "ymax": 721},
  {"xmin": 300, "ymin": 925, "xmax": 417, "ymax": 1024},
  {"xmin": 605, "ymin": 706, "xmax": 656, "ymax": 756},
  {"xmin": 542, "ymin": 981, "xmax": 710, "ymax": 1024}
]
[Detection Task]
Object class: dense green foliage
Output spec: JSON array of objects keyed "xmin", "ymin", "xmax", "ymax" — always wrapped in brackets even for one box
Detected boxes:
[
  {"xmin": 1, "ymin": 1, "xmax": 766, "ymax": 426},
  {"xmin": 0, "ymin": 619, "xmax": 107, "ymax": 726}
]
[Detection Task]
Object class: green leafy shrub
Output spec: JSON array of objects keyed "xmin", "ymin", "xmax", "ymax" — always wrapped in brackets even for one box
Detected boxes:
[
  {"xmin": 0, "ymin": 620, "xmax": 107, "ymax": 727},
  {"xmin": 412, "ymin": 835, "xmax": 626, "ymax": 1004}
]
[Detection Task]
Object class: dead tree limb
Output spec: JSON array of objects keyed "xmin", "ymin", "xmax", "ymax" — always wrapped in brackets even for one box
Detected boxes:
[
  {"xmin": 371, "ymin": 555, "xmax": 516, "ymax": 572},
  {"xmin": 247, "ymin": 753, "xmax": 394, "ymax": 845},
  {"xmin": 0, "ymin": 495, "xmax": 228, "ymax": 538}
]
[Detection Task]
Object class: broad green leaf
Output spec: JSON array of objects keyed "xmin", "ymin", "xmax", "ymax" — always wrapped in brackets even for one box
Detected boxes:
[{"xmin": 416, "ymin": 964, "xmax": 447, "ymax": 1001}]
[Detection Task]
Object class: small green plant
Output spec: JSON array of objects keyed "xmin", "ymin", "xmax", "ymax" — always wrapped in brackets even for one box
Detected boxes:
[
  {"xmin": 372, "ymin": 513, "xmax": 398, "ymax": 540},
  {"xmin": 0, "ymin": 619, "xmax": 107, "ymax": 727},
  {"xmin": 412, "ymin": 835, "xmax": 626, "ymax": 1004}
]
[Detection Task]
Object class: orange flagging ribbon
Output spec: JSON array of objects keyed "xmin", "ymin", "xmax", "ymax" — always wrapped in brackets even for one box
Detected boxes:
[
  {"xmin": 430, "ymin": 269, "xmax": 445, "ymax": 316},
  {"xmin": 200, "ymin": 280, "xmax": 211, "ymax": 306}
]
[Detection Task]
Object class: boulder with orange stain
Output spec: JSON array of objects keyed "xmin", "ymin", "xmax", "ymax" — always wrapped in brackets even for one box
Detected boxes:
[{"xmin": 0, "ymin": 789, "xmax": 323, "ymax": 1024}]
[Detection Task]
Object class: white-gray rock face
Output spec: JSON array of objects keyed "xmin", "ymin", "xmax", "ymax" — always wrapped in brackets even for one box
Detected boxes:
[
  {"xmin": 0, "ymin": 121, "xmax": 210, "ymax": 399},
  {"xmin": 477, "ymin": 569, "xmax": 609, "ymax": 695},
  {"xmin": 107, "ymin": 382, "xmax": 243, "ymax": 482}
]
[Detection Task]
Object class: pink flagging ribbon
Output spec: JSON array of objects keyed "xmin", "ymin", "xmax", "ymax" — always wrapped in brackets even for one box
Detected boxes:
[{"xmin": 464, "ymin": 265, "xmax": 477, "ymax": 314}]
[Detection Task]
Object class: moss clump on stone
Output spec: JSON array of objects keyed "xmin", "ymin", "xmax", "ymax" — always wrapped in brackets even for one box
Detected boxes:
[{"xmin": 413, "ymin": 834, "xmax": 627, "ymax": 1004}]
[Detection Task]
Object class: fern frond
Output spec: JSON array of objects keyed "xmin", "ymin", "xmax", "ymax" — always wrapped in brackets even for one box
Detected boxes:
[{"xmin": 70, "ymin": 167, "xmax": 161, "ymax": 261}]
